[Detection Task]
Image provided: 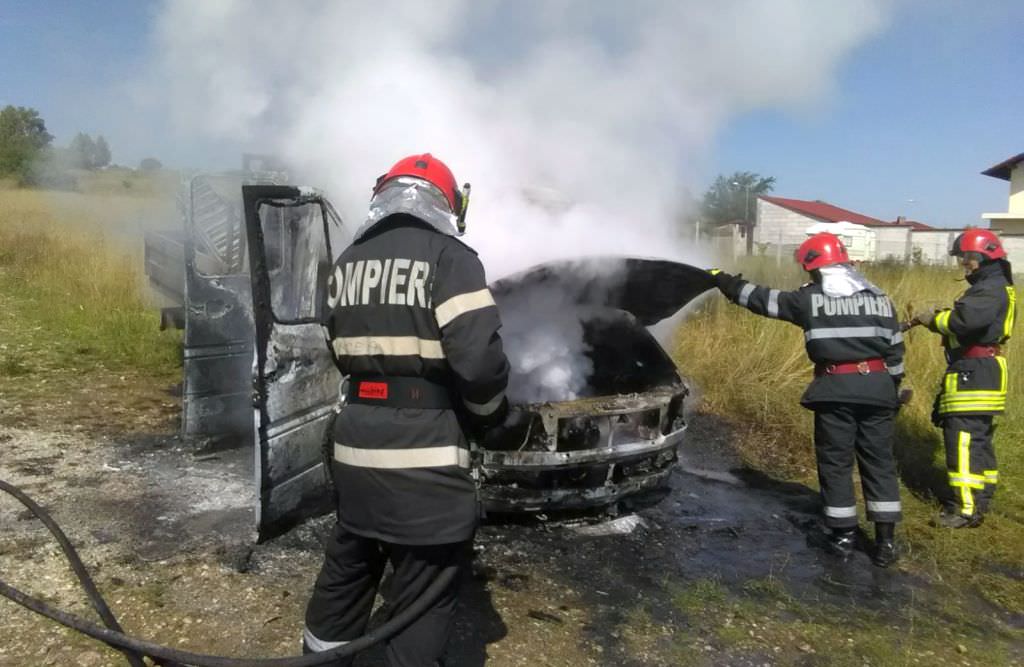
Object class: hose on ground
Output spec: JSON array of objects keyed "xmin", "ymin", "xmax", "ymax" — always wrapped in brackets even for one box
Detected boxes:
[
  {"xmin": 0, "ymin": 477, "xmax": 455, "ymax": 666},
  {"xmin": 0, "ymin": 478, "xmax": 147, "ymax": 667}
]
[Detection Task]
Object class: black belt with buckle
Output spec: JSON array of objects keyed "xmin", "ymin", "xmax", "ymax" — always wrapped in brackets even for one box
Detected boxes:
[{"xmin": 344, "ymin": 376, "xmax": 453, "ymax": 409}]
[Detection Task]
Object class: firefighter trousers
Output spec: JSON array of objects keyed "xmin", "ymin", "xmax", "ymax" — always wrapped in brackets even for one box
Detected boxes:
[
  {"xmin": 303, "ymin": 522, "xmax": 469, "ymax": 667},
  {"xmin": 941, "ymin": 414, "xmax": 997, "ymax": 518},
  {"xmin": 813, "ymin": 403, "xmax": 902, "ymax": 528}
]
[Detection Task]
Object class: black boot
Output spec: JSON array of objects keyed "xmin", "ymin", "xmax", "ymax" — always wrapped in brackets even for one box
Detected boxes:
[
  {"xmin": 872, "ymin": 522, "xmax": 898, "ymax": 568},
  {"xmin": 826, "ymin": 527, "xmax": 856, "ymax": 559}
]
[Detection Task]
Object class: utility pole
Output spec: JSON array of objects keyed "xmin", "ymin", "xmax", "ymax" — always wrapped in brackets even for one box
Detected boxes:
[{"xmin": 732, "ymin": 180, "xmax": 754, "ymax": 255}]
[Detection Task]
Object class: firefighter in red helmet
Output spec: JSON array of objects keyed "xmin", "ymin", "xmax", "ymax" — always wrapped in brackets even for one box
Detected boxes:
[
  {"xmin": 710, "ymin": 232, "xmax": 905, "ymax": 567},
  {"xmin": 302, "ymin": 153, "xmax": 509, "ymax": 665},
  {"xmin": 907, "ymin": 228, "xmax": 1015, "ymax": 528}
]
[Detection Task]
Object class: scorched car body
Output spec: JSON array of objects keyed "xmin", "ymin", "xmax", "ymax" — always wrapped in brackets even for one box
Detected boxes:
[
  {"xmin": 481, "ymin": 258, "xmax": 713, "ymax": 513},
  {"xmin": 148, "ymin": 181, "xmax": 714, "ymax": 539}
]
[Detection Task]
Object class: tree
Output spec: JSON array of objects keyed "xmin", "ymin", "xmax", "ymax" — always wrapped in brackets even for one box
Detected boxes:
[
  {"xmin": 93, "ymin": 135, "xmax": 111, "ymax": 169},
  {"xmin": 699, "ymin": 171, "xmax": 776, "ymax": 228},
  {"xmin": 139, "ymin": 157, "xmax": 163, "ymax": 171},
  {"xmin": 68, "ymin": 132, "xmax": 98, "ymax": 169},
  {"xmin": 0, "ymin": 105, "xmax": 54, "ymax": 179}
]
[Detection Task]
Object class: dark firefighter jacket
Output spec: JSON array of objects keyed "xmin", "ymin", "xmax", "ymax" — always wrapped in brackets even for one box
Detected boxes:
[
  {"xmin": 720, "ymin": 275, "xmax": 905, "ymax": 409},
  {"xmin": 923, "ymin": 261, "xmax": 1016, "ymax": 417},
  {"xmin": 323, "ymin": 213, "xmax": 510, "ymax": 545}
]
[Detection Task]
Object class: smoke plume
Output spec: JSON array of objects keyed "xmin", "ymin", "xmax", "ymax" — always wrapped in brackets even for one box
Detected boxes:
[
  {"xmin": 137, "ymin": 0, "xmax": 889, "ymax": 401},
  {"xmin": 143, "ymin": 0, "xmax": 887, "ymax": 275}
]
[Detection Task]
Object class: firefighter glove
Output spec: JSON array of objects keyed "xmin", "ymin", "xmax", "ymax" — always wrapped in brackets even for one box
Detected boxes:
[
  {"xmin": 898, "ymin": 388, "xmax": 914, "ymax": 406},
  {"xmin": 911, "ymin": 308, "xmax": 936, "ymax": 327},
  {"xmin": 708, "ymin": 269, "xmax": 743, "ymax": 296}
]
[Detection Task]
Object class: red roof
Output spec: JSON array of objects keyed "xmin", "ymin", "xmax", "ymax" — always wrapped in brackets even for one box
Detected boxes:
[
  {"xmin": 896, "ymin": 219, "xmax": 936, "ymax": 232},
  {"xmin": 759, "ymin": 196, "xmax": 886, "ymax": 226},
  {"xmin": 760, "ymin": 195, "xmax": 936, "ymax": 230}
]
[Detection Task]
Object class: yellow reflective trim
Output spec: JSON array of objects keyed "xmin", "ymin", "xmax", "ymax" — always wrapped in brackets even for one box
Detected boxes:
[
  {"xmin": 940, "ymin": 395, "xmax": 1006, "ymax": 404},
  {"xmin": 957, "ymin": 431, "xmax": 975, "ymax": 515},
  {"xmin": 984, "ymin": 469, "xmax": 999, "ymax": 484},
  {"xmin": 1004, "ymin": 286, "xmax": 1016, "ymax": 341},
  {"xmin": 945, "ymin": 372, "xmax": 957, "ymax": 395},
  {"xmin": 942, "ymin": 390, "xmax": 1006, "ymax": 398},
  {"xmin": 949, "ymin": 478, "xmax": 985, "ymax": 490},
  {"xmin": 960, "ymin": 485, "xmax": 975, "ymax": 515},
  {"xmin": 939, "ymin": 366, "xmax": 1008, "ymax": 414},
  {"xmin": 941, "ymin": 401, "xmax": 1006, "ymax": 406},
  {"xmin": 935, "ymin": 310, "xmax": 952, "ymax": 335},
  {"xmin": 939, "ymin": 403, "xmax": 1006, "ymax": 413},
  {"xmin": 958, "ymin": 431, "xmax": 969, "ymax": 472}
]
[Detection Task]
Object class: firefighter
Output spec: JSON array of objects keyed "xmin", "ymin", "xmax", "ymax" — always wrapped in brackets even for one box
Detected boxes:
[
  {"xmin": 302, "ymin": 154, "xmax": 510, "ymax": 666},
  {"xmin": 907, "ymin": 229, "xmax": 1015, "ymax": 528},
  {"xmin": 710, "ymin": 232, "xmax": 905, "ymax": 567}
]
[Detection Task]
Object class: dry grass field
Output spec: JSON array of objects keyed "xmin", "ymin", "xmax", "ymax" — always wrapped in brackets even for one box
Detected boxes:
[
  {"xmin": 0, "ymin": 181, "xmax": 1020, "ymax": 663},
  {"xmin": 0, "ymin": 180, "xmax": 182, "ymax": 435},
  {"xmin": 674, "ymin": 257, "xmax": 1024, "ymax": 616}
]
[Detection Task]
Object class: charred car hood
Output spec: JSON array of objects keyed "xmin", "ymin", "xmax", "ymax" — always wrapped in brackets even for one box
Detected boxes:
[{"xmin": 490, "ymin": 257, "xmax": 715, "ymax": 326}]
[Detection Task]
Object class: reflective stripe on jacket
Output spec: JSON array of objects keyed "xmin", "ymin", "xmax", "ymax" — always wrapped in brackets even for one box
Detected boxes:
[
  {"xmin": 323, "ymin": 213, "xmax": 510, "ymax": 545},
  {"xmin": 926, "ymin": 261, "xmax": 1015, "ymax": 417},
  {"xmin": 724, "ymin": 273, "xmax": 904, "ymax": 409}
]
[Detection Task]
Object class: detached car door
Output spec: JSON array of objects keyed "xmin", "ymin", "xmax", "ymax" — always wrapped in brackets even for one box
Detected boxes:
[{"xmin": 243, "ymin": 185, "xmax": 347, "ymax": 540}]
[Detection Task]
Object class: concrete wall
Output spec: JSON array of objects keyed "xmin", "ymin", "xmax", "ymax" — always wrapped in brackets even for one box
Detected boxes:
[
  {"xmin": 874, "ymin": 226, "xmax": 911, "ymax": 261},
  {"xmin": 991, "ymin": 220, "xmax": 1024, "ymax": 235},
  {"xmin": 998, "ymin": 236, "xmax": 1024, "ymax": 267},
  {"xmin": 1011, "ymin": 165, "xmax": 1024, "ymax": 214},
  {"xmin": 910, "ymin": 230, "xmax": 959, "ymax": 266},
  {"xmin": 754, "ymin": 199, "xmax": 818, "ymax": 250}
]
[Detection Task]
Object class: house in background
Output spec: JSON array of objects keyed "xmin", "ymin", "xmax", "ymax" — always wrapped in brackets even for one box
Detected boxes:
[
  {"xmin": 982, "ymin": 153, "xmax": 1024, "ymax": 234},
  {"xmin": 980, "ymin": 152, "xmax": 1024, "ymax": 265},
  {"xmin": 749, "ymin": 195, "xmax": 950, "ymax": 264}
]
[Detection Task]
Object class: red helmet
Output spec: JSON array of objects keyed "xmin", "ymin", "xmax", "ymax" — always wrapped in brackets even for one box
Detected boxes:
[
  {"xmin": 795, "ymin": 232, "xmax": 850, "ymax": 271},
  {"xmin": 373, "ymin": 153, "xmax": 463, "ymax": 214},
  {"xmin": 950, "ymin": 228, "xmax": 1005, "ymax": 260}
]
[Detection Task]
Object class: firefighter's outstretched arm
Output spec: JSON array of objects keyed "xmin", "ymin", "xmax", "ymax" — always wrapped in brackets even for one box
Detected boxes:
[
  {"xmin": 708, "ymin": 269, "xmax": 804, "ymax": 325},
  {"xmin": 919, "ymin": 291, "xmax": 1003, "ymax": 338},
  {"xmin": 432, "ymin": 245, "xmax": 511, "ymax": 430}
]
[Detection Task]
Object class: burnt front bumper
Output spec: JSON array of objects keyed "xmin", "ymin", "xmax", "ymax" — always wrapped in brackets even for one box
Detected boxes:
[{"xmin": 476, "ymin": 387, "xmax": 687, "ymax": 513}]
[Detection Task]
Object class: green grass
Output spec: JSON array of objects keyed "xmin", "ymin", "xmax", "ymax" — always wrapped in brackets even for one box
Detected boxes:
[
  {"xmin": 664, "ymin": 575, "xmax": 1014, "ymax": 666},
  {"xmin": 0, "ymin": 187, "xmax": 180, "ymax": 380},
  {"xmin": 674, "ymin": 258, "xmax": 1024, "ymax": 621}
]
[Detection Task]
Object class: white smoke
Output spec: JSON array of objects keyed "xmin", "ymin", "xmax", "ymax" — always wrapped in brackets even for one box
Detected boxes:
[
  {"xmin": 137, "ymin": 0, "xmax": 890, "ymax": 402},
  {"xmin": 143, "ymin": 0, "xmax": 888, "ymax": 276}
]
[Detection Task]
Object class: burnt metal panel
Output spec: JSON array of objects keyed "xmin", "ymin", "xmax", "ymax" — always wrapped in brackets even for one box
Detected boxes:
[
  {"xmin": 244, "ymin": 185, "xmax": 346, "ymax": 541},
  {"xmin": 144, "ymin": 229, "xmax": 187, "ymax": 305},
  {"xmin": 478, "ymin": 388, "xmax": 688, "ymax": 513},
  {"xmin": 491, "ymin": 257, "xmax": 715, "ymax": 326},
  {"xmin": 180, "ymin": 176, "xmax": 255, "ymax": 450}
]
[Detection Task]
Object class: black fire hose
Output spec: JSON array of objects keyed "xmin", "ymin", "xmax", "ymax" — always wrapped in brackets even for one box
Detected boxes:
[{"xmin": 0, "ymin": 477, "xmax": 456, "ymax": 666}]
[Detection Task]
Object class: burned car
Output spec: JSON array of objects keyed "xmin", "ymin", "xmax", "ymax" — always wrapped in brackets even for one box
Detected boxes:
[
  {"xmin": 146, "ymin": 178, "xmax": 713, "ymax": 538},
  {"xmin": 479, "ymin": 258, "xmax": 713, "ymax": 514}
]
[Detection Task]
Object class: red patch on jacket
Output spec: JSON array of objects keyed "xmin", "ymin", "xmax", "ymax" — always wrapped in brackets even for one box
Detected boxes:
[{"xmin": 358, "ymin": 382, "xmax": 389, "ymax": 400}]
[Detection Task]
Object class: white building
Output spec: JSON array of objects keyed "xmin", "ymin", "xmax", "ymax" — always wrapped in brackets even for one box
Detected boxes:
[
  {"xmin": 804, "ymin": 221, "xmax": 876, "ymax": 262},
  {"xmin": 749, "ymin": 195, "xmax": 953, "ymax": 264}
]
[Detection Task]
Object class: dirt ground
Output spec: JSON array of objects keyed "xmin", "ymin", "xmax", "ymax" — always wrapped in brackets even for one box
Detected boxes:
[{"xmin": 1, "ymin": 391, "xmax": 1022, "ymax": 665}]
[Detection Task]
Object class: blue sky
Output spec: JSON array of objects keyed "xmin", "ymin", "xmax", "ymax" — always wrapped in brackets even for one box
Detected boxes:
[
  {"xmin": 1, "ymin": 0, "xmax": 1020, "ymax": 228},
  {"xmin": 708, "ymin": 1, "xmax": 1023, "ymax": 228}
]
